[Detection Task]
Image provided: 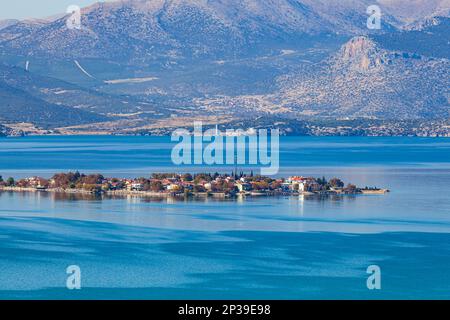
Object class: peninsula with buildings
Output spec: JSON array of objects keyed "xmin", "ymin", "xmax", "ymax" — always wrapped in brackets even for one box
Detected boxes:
[{"xmin": 0, "ymin": 172, "xmax": 389, "ymax": 198}]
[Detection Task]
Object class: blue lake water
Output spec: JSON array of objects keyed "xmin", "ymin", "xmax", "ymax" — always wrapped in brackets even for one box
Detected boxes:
[{"xmin": 0, "ymin": 136, "xmax": 450, "ymax": 299}]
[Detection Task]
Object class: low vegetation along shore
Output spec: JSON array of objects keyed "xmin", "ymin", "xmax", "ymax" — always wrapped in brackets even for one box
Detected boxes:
[{"xmin": 0, "ymin": 172, "xmax": 389, "ymax": 198}]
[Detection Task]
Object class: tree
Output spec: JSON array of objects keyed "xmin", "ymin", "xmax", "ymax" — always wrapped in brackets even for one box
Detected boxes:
[
  {"xmin": 150, "ymin": 181, "xmax": 164, "ymax": 192},
  {"xmin": 193, "ymin": 185, "xmax": 206, "ymax": 193},
  {"xmin": 152, "ymin": 173, "xmax": 178, "ymax": 180},
  {"xmin": 37, "ymin": 177, "xmax": 49, "ymax": 188},
  {"xmin": 6, "ymin": 177, "xmax": 15, "ymax": 187},
  {"xmin": 80, "ymin": 174, "xmax": 104, "ymax": 185},
  {"xmin": 102, "ymin": 183, "xmax": 112, "ymax": 191},
  {"xmin": 317, "ymin": 176, "xmax": 328, "ymax": 186},
  {"xmin": 51, "ymin": 172, "xmax": 81, "ymax": 188},
  {"xmin": 115, "ymin": 181, "xmax": 126, "ymax": 190},
  {"xmin": 0, "ymin": 175, "xmax": 3, "ymax": 182},
  {"xmin": 194, "ymin": 173, "xmax": 212, "ymax": 184},
  {"xmin": 329, "ymin": 178, "xmax": 344, "ymax": 189},
  {"xmin": 135, "ymin": 177, "xmax": 151, "ymax": 191},
  {"xmin": 345, "ymin": 184, "xmax": 358, "ymax": 194},
  {"xmin": 210, "ymin": 182, "xmax": 223, "ymax": 193},
  {"xmin": 170, "ymin": 185, "xmax": 183, "ymax": 193},
  {"xmin": 83, "ymin": 184, "xmax": 102, "ymax": 193},
  {"xmin": 270, "ymin": 181, "xmax": 282, "ymax": 190},
  {"xmin": 16, "ymin": 179, "xmax": 29, "ymax": 188},
  {"xmin": 252, "ymin": 181, "xmax": 269, "ymax": 191}
]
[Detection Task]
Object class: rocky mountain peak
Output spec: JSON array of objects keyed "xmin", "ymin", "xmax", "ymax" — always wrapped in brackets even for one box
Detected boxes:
[
  {"xmin": 337, "ymin": 36, "xmax": 384, "ymax": 71},
  {"xmin": 342, "ymin": 36, "xmax": 377, "ymax": 58}
]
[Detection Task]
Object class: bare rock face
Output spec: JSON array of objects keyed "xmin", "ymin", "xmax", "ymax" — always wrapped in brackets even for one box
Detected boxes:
[{"xmin": 339, "ymin": 36, "xmax": 382, "ymax": 71}]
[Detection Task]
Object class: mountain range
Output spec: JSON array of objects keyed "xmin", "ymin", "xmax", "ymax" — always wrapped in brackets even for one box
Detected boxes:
[
  {"xmin": 216, "ymin": 36, "xmax": 449, "ymax": 120},
  {"xmin": 0, "ymin": 0, "xmax": 448, "ymax": 135}
]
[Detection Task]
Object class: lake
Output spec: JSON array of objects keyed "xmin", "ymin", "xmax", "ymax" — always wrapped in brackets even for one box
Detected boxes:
[{"xmin": 0, "ymin": 136, "xmax": 450, "ymax": 299}]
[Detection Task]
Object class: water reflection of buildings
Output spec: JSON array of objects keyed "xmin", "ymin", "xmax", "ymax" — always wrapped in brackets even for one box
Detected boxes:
[{"xmin": 298, "ymin": 194, "xmax": 305, "ymax": 217}]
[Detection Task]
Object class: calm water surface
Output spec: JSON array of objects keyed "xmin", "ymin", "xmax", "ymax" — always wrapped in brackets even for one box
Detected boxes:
[{"xmin": 0, "ymin": 136, "xmax": 449, "ymax": 299}]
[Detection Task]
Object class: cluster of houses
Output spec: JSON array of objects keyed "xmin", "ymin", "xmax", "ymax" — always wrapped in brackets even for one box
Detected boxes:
[
  {"xmin": 2, "ymin": 173, "xmax": 334, "ymax": 196},
  {"xmin": 127, "ymin": 176, "xmax": 324, "ymax": 194},
  {"xmin": 282, "ymin": 176, "xmax": 322, "ymax": 193}
]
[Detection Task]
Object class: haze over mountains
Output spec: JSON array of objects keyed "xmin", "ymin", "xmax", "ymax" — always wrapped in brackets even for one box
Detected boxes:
[{"xmin": 0, "ymin": 0, "xmax": 448, "ymax": 135}]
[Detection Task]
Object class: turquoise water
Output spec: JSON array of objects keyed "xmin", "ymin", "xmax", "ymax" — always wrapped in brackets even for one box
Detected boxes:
[{"xmin": 0, "ymin": 136, "xmax": 450, "ymax": 299}]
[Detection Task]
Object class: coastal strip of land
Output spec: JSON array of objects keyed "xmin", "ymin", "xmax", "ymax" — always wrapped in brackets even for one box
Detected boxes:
[{"xmin": 0, "ymin": 172, "xmax": 389, "ymax": 198}]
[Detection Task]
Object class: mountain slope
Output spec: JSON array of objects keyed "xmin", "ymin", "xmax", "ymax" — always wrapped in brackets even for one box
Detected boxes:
[
  {"xmin": 0, "ymin": 81, "xmax": 107, "ymax": 128},
  {"xmin": 273, "ymin": 36, "xmax": 450, "ymax": 119},
  {"xmin": 0, "ymin": 0, "xmax": 449, "ymax": 130},
  {"xmin": 373, "ymin": 16, "xmax": 450, "ymax": 59},
  {"xmin": 199, "ymin": 36, "xmax": 449, "ymax": 120},
  {"xmin": 0, "ymin": 0, "xmax": 399, "ymax": 62},
  {"xmin": 0, "ymin": 19, "xmax": 19, "ymax": 31},
  {"xmin": 0, "ymin": 64, "xmax": 165, "ymax": 117},
  {"xmin": 378, "ymin": 0, "xmax": 450, "ymax": 24}
]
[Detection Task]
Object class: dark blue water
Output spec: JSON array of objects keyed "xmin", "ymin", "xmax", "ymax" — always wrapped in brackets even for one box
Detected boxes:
[
  {"xmin": 1, "ymin": 136, "xmax": 449, "ymax": 177},
  {"xmin": 0, "ymin": 136, "xmax": 450, "ymax": 299}
]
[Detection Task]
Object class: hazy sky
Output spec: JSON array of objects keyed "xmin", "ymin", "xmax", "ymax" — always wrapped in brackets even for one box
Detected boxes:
[{"xmin": 0, "ymin": 0, "xmax": 111, "ymax": 20}]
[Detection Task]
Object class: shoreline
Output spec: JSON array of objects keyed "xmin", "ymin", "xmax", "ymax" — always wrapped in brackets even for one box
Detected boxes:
[
  {"xmin": 0, "ymin": 186, "xmax": 390, "ymax": 198},
  {"xmin": 1, "ymin": 132, "xmax": 450, "ymax": 138}
]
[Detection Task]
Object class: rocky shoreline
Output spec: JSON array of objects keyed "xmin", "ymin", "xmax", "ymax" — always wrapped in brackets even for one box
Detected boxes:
[{"xmin": 0, "ymin": 186, "xmax": 389, "ymax": 198}]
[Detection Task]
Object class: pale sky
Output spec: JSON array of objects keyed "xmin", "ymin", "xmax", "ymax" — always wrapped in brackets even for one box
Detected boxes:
[{"xmin": 0, "ymin": 0, "xmax": 113, "ymax": 20}]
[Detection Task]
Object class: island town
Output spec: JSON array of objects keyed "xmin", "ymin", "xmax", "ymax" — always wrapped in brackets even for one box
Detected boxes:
[{"xmin": 0, "ymin": 172, "xmax": 388, "ymax": 198}]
